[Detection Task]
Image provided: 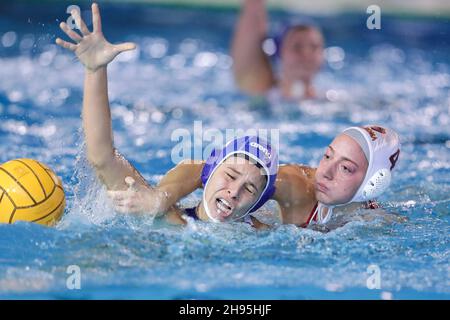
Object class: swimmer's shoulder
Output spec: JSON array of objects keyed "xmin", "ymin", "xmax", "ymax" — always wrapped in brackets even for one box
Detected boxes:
[
  {"xmin": 279, "ymin": 163, "xmax": 316, "ymax": 178},
  {"xmin": 273, "ymin": 164, "xmax": 317, "ymax": 226},
  {"xmin": 249, "ymin": 215, "xmax": 271, "ymax": 230},
  {"xmin": 265, "ymin": 82, "xmax": 329, "ymax": 103},
  {"xmin": 274, "ymin": 164, "xmax": 316, "ymax": 200}
]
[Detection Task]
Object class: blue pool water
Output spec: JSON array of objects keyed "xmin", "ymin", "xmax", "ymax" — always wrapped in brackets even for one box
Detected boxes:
[{"xmin": 0, "ymin": 3, "xmax": 449, "ymax": 299}]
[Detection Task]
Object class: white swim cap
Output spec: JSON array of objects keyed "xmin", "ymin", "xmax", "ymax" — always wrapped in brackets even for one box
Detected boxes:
[
  {"xmin": 343, "ymin": 125, "xmax": 401, "ymax": 203},
  {"xmin": 309, "ymin": 125, "xmax": 400, "ymax": 227}
]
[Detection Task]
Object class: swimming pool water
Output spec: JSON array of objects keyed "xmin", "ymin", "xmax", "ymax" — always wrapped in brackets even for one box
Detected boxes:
[{"xmin": 0, "ymin": 2, "xmax": 449, "ymax": 299}]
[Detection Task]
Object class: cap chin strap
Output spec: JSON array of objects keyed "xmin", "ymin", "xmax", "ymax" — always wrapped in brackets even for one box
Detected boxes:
[
  {"xmin": 314, "ymin": 170, "xmax": 390, "ymax": 226},
  {"xmin": 314, "ymin": 186, "xmax": 387, "ymax": 227},
  {"xmin": 201, "ymin": 195, "xmax": 221, "ymax": 223},
  {"xmin": 311, "ymin": 202, "xmax": 334, "ymax": 225}
]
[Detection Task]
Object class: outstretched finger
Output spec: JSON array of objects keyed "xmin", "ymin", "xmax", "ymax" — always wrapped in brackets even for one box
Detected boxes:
[
  {"xmin": 55, "ymin": 38, "xmax": 77, "ymax": 51},
  {"xmin": 114, "ymin": 42, "xmax": 136, "ymax": 53},
  {"xmin": 92, "ymin": 2, "xmax": 102, "ymax": 34},
  {"xmin": 59, "ymin": 22, "xmax": 82, "ymax": 43},
  {"xmin": 71, "ymin": 8, "xmax": 90, "ymax": 36}
]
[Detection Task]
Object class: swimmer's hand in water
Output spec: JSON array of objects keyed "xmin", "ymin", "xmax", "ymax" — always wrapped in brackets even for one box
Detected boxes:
[
  {"xmin": 107, "ymin": 176, "xmax": 167, "ymax": 215},
  {"xmin": 55, "ymin": 3, "xmax": 136, "ymax": 72}
]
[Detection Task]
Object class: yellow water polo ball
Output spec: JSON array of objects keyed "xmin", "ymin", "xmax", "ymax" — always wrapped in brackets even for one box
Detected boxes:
[{"xmin": 0, "ymin": 158, "xmax": 66, "ymax": 226}]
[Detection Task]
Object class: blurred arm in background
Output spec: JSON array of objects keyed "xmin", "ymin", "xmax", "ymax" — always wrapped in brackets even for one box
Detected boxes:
[{"xmin": 231, "ymin": 0, "xmax": 275, "ymax": 95}]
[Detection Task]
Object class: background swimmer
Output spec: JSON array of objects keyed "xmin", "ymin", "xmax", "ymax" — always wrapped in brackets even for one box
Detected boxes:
[
  {"xmin": 231, "ymin": 0, "xmax": 324, "ymax": 100},
  {"xmin": 55, "ymin": 3, "xmax": 277, "ymax": 229}
]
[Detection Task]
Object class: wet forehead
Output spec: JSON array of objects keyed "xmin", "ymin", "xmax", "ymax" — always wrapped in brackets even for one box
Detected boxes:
[
  {"xmin": 222, "ymin": 156, "xmax": 265, "ymax": 183},
  {"xmin": 330, "ymin": 134, "xmax": 368, "ymax": 167}
]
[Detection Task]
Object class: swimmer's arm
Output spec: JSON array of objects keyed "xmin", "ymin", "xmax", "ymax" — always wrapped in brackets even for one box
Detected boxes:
[
  {"xmin": 156, "ymin": 160, "xmax": 205, "ymax": 211},
  {"xmin": 82, "ymin": 67, "xmax": 113, "ymax": 171},
  {"xmin": 82, "ymin": 59, "xmax": 200, "ymax": 211},
  {"xmin": 140, "ymin": 161, "xmax": 204, "ymax": 223},
  {"xmin": 56, "ymin": 3, "xmax": 141, "ymax": 191},
  {"xmin": 329, "ymin": 202, "xmax": 407, "ymax": 230},
  {"xmin": 106, "ymin": 160, "xmax": 205, "ymax": 217},
  {"xmin": 82, "ymin": 63, "xmax": 152, "ymax": 192},
  {"xmin": 272, "ymin": 165, "xmax": 317, "ymax": 226},
  {"xmin": 356, "ymin": 203, "xmax": 408, "ymax": 224},
  {"xmin": 231, "ymin": 0, "xmax": 275, "ymax": 95},
  {"xmin": 84, "ymin": 70, "xmax": 169, "ymax": 214}
]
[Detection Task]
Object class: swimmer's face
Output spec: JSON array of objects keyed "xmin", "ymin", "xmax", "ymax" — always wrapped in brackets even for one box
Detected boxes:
[
  {"xmin": 280, "ymin": 27, "xmax": 324, "ymax": 82},
  {"xmin": 203, "ymin": 156, "xmax": 267, "ymax": 222},
  {"xmin": 315, "ymin": 134, "xmax": 368, "ymax": 205}
]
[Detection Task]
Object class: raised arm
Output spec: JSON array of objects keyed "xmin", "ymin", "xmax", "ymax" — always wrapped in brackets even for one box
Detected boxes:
[
  {"xmin": 56, "ymin": 3, "xmax": 178, "ymax": 219},
  {"xmin": 231, "ymin": 0, "xmax": 275, "ymax": 95},
  {"xmin": 56, "ymin": 3, "xmax": 147, "ymax": 191}
]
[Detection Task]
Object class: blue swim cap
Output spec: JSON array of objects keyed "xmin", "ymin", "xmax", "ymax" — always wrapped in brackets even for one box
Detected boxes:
[{"xmin": 201, "ymin": 136, "xmax": 278, "ymax": 220}]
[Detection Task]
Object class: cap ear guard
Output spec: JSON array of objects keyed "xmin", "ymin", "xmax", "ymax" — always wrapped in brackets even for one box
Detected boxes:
[
  {"xmin": 201, "ymin": 148, "xmax": 221, "ymax": 186},
  {"xmin": 361, "ymin": 168, "xmax": 392, "ymax": 200}
]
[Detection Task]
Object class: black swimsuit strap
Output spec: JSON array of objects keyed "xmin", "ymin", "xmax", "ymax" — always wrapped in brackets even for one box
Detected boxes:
[{"xmin": 183, "ymin": 206, "xmax": 200, "ymax": 220}]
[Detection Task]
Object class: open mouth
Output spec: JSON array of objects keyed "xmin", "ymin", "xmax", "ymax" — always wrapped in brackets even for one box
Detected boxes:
[{"xmin": 215, "ymin": 197, "xmax": 233, "ymax": 217}]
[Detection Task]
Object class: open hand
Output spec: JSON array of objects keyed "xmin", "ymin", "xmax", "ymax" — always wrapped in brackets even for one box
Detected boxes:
[{"xmin": 55, "ymin": 2, "xmax": 136, "ymax": 72}]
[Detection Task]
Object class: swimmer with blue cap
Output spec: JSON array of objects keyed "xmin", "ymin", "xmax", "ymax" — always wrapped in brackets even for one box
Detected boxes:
[
  {"xmin": 231, "ymin": 0, "xmax": 324, "ymax": 100},
  {"xmin": 197, "ymin": 135, "xmax": 278, "ymax": 223},
  {"xmin": 55, "ymin": 3, "xmax": 278, "ymax": 228},
  {"xmin": 273, "ymin": 125, "xmax": 401, "ymax": 228}
]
